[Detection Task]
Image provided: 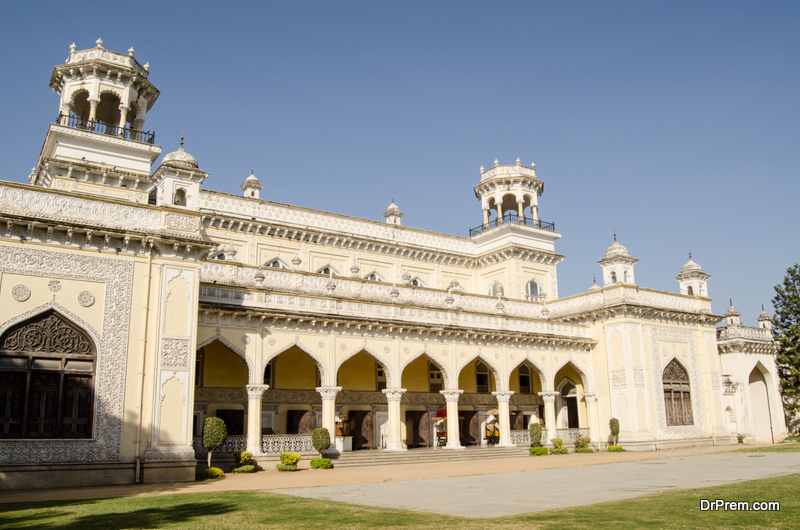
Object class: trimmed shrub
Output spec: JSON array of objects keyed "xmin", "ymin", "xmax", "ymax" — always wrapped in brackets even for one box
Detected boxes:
[
  {"xmin": 202, "ymin": 417, "xmax": 228, "ymax": 469},
  {"xmin": 737, "ymin": 434, "xmax": 744, "ymax": 444},
  {"xmin": 529, "ymin": 447, "xmax": 549, "ymax": 456},
  {"xmin": 312, "ymin": 428, "xmax": 331, "ymax": 457},
  {"xmin": 276, "ymin": 463, "xmax": 298, "ymax": 472},
  {"xmin": 529, "ymin": 423, "xmax": 543, "ymax": 447},
  {"xmin": 608, "ymin": 445, "xmax": 625, "ymax": 452},
  {"xmin": 204, "ymin": 467, "xmax": 225, "ymax": 479},
  {"xmin": 610, "ymin": 418, "xmax": 620, "ymax": 445},
  {"xmin": 575, "ymin": 447, "xmax": 594, "ymax": 453},
  {"xmin": 230, "ymin": 451, "xmax": 256, "ymax": 473},
  {"xmin": 310, "ymin": 458, "xmax": 333, "ymax": 469},
  {"xmin": 575, "ymin": 436, "xmax": 591, "ymax": 449},
  {"xmin": 280, "ymin": 451, "xmax": 302, "ymax": 466},
  {"xmin": 549, "ymin": 447, "xmax": 569, "ymax": 455},
  {"xmin": 552, "ymin": 438, "xmax": 563, "ymax": 449}
]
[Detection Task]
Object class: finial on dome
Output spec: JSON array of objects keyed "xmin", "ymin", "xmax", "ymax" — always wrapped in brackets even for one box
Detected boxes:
[
  {"xmin": 729, "ymin": 298, "xmax": 733, "ymax": 307},
  {"xmin": 613, "ymin": 230, "xmax": 617, "ymax": 242},
  {"xmin": 143, "ymin": 62, "xmax": 150, "ymax": 71},
  {"xmin": 69, "ymin": 43, "xmax": 76, "ymax": 53},
  {"xmin": 494, "ymin": 159, "xmax": 499, "ymax": 166},
  {"xmin": 516, "ymin": 158, "xmax": 521, "ymax": 165},
  {"xmin": 593, "ymin": 273, "xmax": 596, "ymax": 284},
  {"xmin": 689, "ymin": 249, "xmax": 692, "ymax": 260},
  {"xmin": 762, "ymin": 303, "xmax": 765, "ymax": 311},
  {"xmin": 180, "ymin": 131, "xmax": 184, "ymax": 149},
  {"xmin": 480, "ymin": 166, "xmax": 484, "ymax": 172},
  {"xmin": 95, "ymin": 38, "xmax": 103, "ymax": 48},
  {"xmin": 128, "ymin": 47, "xmax": 135, "ymax": 56}
]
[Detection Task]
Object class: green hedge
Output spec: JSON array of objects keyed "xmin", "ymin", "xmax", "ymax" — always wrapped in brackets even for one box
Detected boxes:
[
  {"xmin": 529, "ymin": 447, "xmax": 549, "ymax": 456},
  {"xmin": 204, "ymin": 467, "xmax": 225, "ymax": 479},
  {"xmin": 279, "ymin": 452, "xmax": 301, "ymax": 465},
  {"xmin": 575, "ymin": 436, "xmax": 591, "ymax": 449},
  {"xmin": 230, "ymin": 464, "xmax": 256, "ymax": 473},
  {"xmin": 549, "ymin": 447, "xmax": 568, "ymax": 455},
  {"xmin": 230, "ymin": 451, "xmax": 256, "ymax": 473},
  {"xmin": 608, "ymin": 445, "xmax": 625, "ymax": 452},
  {"xmin": 552, "ymin": 438, "xmax": 563, "ymax": 449},
  {"xmin": 310, "ymin": 458, "xmax": 333, "ymax": 469},
  {"xmin": 575, "ymin": 447, "xmax": 594, "ymax": 453},
  {"xmin": 276, "ymin": 463, "xmax": 298, "ymax": 471}
]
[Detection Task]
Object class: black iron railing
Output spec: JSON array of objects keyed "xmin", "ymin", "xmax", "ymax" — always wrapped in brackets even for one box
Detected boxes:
[
  {"xmin": 470, "ymin": 213, "xmax": 555, "ymax": 236},
  {"xmin": 56, "ymin": 114, "xmax": 155, "ymax": 144}
]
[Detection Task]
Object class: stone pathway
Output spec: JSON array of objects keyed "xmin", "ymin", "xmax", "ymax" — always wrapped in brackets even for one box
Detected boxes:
[{"xmin": 270, "ymin": 451, "xmax": 800, "ymax": 518}]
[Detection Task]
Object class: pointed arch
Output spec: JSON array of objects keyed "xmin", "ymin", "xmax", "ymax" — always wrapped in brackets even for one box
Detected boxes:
[
  {"xmin": 0, "ymin": 301, "xmax": 102, "ymax": 354},
  {"xmin": 336, "ymin": 344, "xmax": 395, "ymax": 389},
  {"xmin": 408, "ymin": 276, "xmax": 426, "ymax": 287},
  {"xmin": 552, "ymin": 359, "xmax": 593, "ymax": 393},
  {"xmin": 263, "ymin": 340, "xmax": 329, "ymax": 387},
  {"xmin": 458, "ymin": 351, "xmax": 504, "ymax": 391},
  {"xmin": 400, "ymin": 349, "xmax": 453, "ymax": 390},
  {"xmin": 363, "ymin": 270, "xmax": 386, "ymax": 282},
  {"xmin": 488, "ymin": 280, "xmax": 504, "ymax": 297},
  {"xmin": 263, "ymin": 256, "xmax": 290, "ymax": 269},
  {"xmin": 315, "ymin": 264, "xmax": 341, "ymax": 277},
  {"xmin": 507, "ymin": 355, "xmax": 548, "ymax": 393},
  {"xmin": 197, "ymin": 334, "xmax": 255, "ymax": 385}
]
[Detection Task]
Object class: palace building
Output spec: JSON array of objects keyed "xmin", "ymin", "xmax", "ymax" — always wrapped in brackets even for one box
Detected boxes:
[{"xmin": 0, "ymin": 41, "xmax": 788, "ymax": 489}]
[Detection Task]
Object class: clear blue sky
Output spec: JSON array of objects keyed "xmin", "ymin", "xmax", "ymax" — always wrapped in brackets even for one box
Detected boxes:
[{"xmin": 1, "ymin": 1, "xmax": 798, "ymax": 325}]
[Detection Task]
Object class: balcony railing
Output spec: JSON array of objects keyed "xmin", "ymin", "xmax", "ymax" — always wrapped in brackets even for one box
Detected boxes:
[
  {"xmin": 511, "ymin": 429, "xmax": 531, "ymax": 446},
  {"xmin": 470, "ymin": 213, "xmax": 555, "ymax": 236},
  {"xmin": 56, "ymin": 113, "xmax": 156, "ymax": 144}
]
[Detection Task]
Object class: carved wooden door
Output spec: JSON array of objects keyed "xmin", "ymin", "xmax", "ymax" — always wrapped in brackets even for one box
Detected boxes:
[{"xmin": 297, "ymin": 410, "xmax": 314, "ymax": 434}]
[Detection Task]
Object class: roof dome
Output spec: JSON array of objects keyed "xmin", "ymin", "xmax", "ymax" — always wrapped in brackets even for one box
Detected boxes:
[
  {"xmin": 680, "ymin": 258, "xmax": 704, "ymax": 275},
  {"xmin": 386, "ymin": 201, "xmax": 400, "ymax": 212},
  {"xmin": 162, "ymin": 145, "xmax": 198, "ymax": 169},
  {"xmin": 604, "ymin": 240, "xmax": 630, "ymax": 259}
]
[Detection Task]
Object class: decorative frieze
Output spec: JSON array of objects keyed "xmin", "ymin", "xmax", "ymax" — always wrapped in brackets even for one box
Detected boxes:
[{"xmin": 160, "ymin": 338, "xmax": 190, "ymax": 367}]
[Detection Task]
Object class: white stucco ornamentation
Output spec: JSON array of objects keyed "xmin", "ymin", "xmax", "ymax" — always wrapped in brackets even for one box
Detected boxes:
[
  {"xmin": 11, "ymin": 284, "xmax": 30, "ymax": 302},
  {"xmin": 77, "ymin": 290, "xmax": 95, "ymax": 307},
  {"xmin": 0, "ymin": 245, "xmax": 134, "ymax": 464},
  {"xmin": 160, "ymin": 338, "xmax": 190, "ymax": 367}
]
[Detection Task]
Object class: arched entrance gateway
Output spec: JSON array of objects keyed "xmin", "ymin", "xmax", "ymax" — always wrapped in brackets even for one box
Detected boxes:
[{"xmin": 748, "ymin": 363, "xmax": 774, "ymax": 444}]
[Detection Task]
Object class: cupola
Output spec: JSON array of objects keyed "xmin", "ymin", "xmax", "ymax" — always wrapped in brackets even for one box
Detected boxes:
[
  {"xmin": 675, "ymin": 252, "xmax": 710, "ymax": 297},
  {"xmin": 150, "ymin": 134, "xmax": 208, "ymax": 209},
  {"xmin": 240, "ymin": 170, "xmax": 264, "ymax": 199},
  {"xmin": 382, "ymin": 200, "xmax": 405, "ymax": 225},
  {"xmin": 597, "ymin": 232, "xmax": 637, "ymax": 286}
]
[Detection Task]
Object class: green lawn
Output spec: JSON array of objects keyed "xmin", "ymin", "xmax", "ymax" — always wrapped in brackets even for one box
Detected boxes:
[
  {"xmin": 0, "ymin": 472, "xmax": 797, "ymax": 529},
  {"xmin": 732, "ymin": 441, "xmax": 800, "ymax": 453}
]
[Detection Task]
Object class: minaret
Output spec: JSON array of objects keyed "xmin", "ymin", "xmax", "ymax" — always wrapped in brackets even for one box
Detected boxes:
[
  {"xmin": 757, "ymin": 305, "xmax": 772, "ymax": 330},
  {"xmin": 473, "ymin": 158, "xmax": 544, "ymax": 228},
  {"xmin": 32, "ymin": 39, "xmax": 162, "ymax": 199},
  {"xmin": 382, "ymin": 200, "xmax": 405, "ymax": 225},
  {"xmin": 150, "ymin": 134, "xmax": 208, "ymax": 209},
  {"xmin": 597, "ymin": 232, "xmax": 638, "ymax": 286},
  {"xmin": 724, "ymin": 300, "xmax": 741, "ymax": 327},
  {"xmin": 675, "ymin": 251, "xmax": 710, "ymax": 297},
  {"xmin": 240, "ymin": 170, "xmax": 264, "ymax": 199}
]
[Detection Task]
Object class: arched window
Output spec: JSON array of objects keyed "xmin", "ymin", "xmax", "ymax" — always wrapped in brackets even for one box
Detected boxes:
[
  {"xmin": 518, "ymin": 364, "xmax": 531, "ymax": 394},
  {"xmin": 376, "ymin": 364, "xmax": 387, "ymax": 391},
  {"xmin": 525, "ymin": 279, "xmax": 545, "ymax": 301},
  {"xmin": 0, "ymin": 311, "xmax": 95, "ymax": 438},
  {"xmin": 687, "ymin": 286, "xmax": 694, "ymax": 296},
  {"xmin": 488, "ymin": 281, "xmax": 504, "ymax": 297},
  {"xmin": 364, "ymin": 271, "xmax": 385, "ymax": 282},
  {"xmin": 173, "ymin": 188, "xmax": 187, "ymax": 206},
  {"xmin": 316, "ymin": 265, "xmax": 340, "ymax": 276},
  {"xmin": 610, "ymin": 272, "xmax": 617, "ymax": 284},
  {"xmin": 476, "ymin": 362, "xmax": 490, "ymax": 393},
  {"xmin": 663, "ymin": 359, "xmax": 693, "ymax": 426},
  {"xmin": 264, "ymin": 258, "xmax": 286, "ymax": 269},
  {"xmin": 559, "ymin": 380, "xmax": 579, "ymax": 428},
  {"xmin": 409, "ymin": 277, "xmax": 425, "ymax": 287},
  {"xmin": 429, "ymin": 362, "xmax": 443, "ymax": 392}
]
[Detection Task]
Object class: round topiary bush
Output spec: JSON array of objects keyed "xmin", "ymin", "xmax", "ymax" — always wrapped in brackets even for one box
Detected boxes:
[
  {"xmin": 552, "ymin": 438, "xmax": 563, "ymax": 449},
  {"xmin": 529, "ymin": 423, "xmax": 543, "ymax": 447},
  {"xmin": 279, "ymin": 451, "xmax": 301, "ymax": 466},
  {"xmin": 312, "ymin": 428, "xmax": 331, "ymax": 457},
  {"xmin": 610, "ymin": 418, "xmax": 620, "ymax": 445},
  {"xmin": 276, "ymin": 463, "xmax": 298, "ymax": 472},
  {"xmin": 529, "ymin": 447, "xmax": 549, "ymax": 456},
  {"xmin": 204, "ymin": 467, "xmax": 225, "ymax": 479},
  {"xmin": 310, "ymin": 458, "xmax": 333, "ymax": 469}
]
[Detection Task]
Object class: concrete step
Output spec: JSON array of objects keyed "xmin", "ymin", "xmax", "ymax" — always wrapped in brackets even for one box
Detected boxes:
[{"xmin": 329, "ymin": 446, "xmax": 530, "ymax": 468}]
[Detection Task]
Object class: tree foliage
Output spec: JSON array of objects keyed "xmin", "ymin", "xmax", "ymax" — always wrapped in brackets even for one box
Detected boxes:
[
  {"xmin": 609, "ymin": 418, "xmax": 620, "ymax": 445},
  {"xmin": 312, "ymin": 427, "xmax": 331, "ymax": 457},
  {"xmin": 773, "ymin": 264, "xmax": 800, "ymax": 433},
  {"xmin": 202, "ymin": 416, "xmax": 228, "ymax": 469}
]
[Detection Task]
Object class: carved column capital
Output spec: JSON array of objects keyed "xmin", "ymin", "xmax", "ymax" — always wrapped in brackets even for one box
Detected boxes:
[
  {"xmin": 492, "ymin": 390, "xmax": 514, "ymax": 403},
  {"xmin": 538, "ymin": 391, "xmax": 559, "ymax": 403},
  {"xmin": 583, "ymin": 392, "xmax": 597, "ymax": 404},
  {"xmin": 440, "ymin": 389, "xmax": 464, "ymax": 402},
  {"xmin": 382, "ymin": 388, "xmax": 407, "ymax": 402},
  {"xmin": 316, "ymin": 386, "xmax": 342, "ymax": 401},
  {"xmin": 245, "ymin": 384, "xmax": 269, "ymax": 399}
]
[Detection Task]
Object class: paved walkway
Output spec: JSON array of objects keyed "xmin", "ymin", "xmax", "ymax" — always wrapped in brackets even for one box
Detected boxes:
[
  {"xmin": 1, "ymin": 445, "xmax": 797, "ymax": 518},
  {"xmin": 272, "ymin": 451, "xmax": 800, "ymax": 518}
]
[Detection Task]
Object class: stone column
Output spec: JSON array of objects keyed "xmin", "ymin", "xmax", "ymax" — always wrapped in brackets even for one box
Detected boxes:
[
  {"xmin": 474, "ymin": 405, "xmax": 493, "ymax": 446},
  {"xmin": 493, "ymin": 391, "xmax": 515, "ymax": 447},
  {"xmin": 88, "ymin": 98, "xmax": 99, "ymax": 125},
  {"xmin": 532, "ymin": 204, "xmax": 539, "ymax": 222},
  {"xmin": 584, "ymin": 392, "xmax": 599, "ymax": 443},
  {"xmin": 59, "ymin": 103, "xmax": 72, "ymax": 125},
  {"xmin": 539, "ymin": 391, "xmax": 559, "ymax": 445},
  {"xmin": 382, "ymin": 388, "xmax": 406, "ymax": 451},
  {"xmin": 316, "ymin": 386, "xmax": 341, "ymax": 453},
  {"xmin": 245, "ymin": 385, "xmax": 269, "ymax": 455},
  {"xmin": 118, "ymin": 105, "xmax": 129, "ymax": 135},
  {"xmin": 440, "ymin": 390, "xmax": 464, "ymax": 449},
  {"xmin": 483, "ymin": 208, "xmax": 490, "ymax": 225},
  {"xmin": 517, "ymin": 199, "xmax": 525, "ymax": 222}
]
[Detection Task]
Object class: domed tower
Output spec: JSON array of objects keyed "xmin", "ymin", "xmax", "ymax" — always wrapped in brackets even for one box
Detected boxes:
[
  {"xmin": 597, "ymin": 234, "xmax": 638, "ymax": 286},
  {"xmin": 675, "ymin": 252, "xmax": 710, "ymax": 297},
  {"xmin": 240, "ymin": 171, "xmax": 263, "ymax": 199},
  {"xmin": 382, "ymin": 200, "xmax": 405, "ymax": 225},
  {"xmin": 757, "ymin": 306, "xmax": 772, "ymax": 330},
  {"xmin": 150, "ymin": 135, "xmax": 208, "ymax": 209},
  {"xmin": 32, "ymin": 39, "xmax": 162, "ymax": 199},
  {"xmin": 473, "ymin": 158, "xmax": 546, "ymax": 229}
]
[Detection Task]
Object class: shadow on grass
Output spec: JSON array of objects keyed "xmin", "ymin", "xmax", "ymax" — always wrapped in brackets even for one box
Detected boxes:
[{"xmin": 0, "ymin": 500, "xmax": 235, "ymax": 529}]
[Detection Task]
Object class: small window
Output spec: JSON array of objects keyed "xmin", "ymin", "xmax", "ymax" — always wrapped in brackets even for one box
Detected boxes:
[
  {"xmin": 518, "ymin": 365, "xmax": 531, "ymax": 394},
  {"xmin": 525, "ymin": 279, "xmax": 545, "ymax": 301},
  {"xmin": 610, "ymin": 272, "xmax": 617, "ymax": 284},
  {"xmin": 216, "ymin": 253, "xmax": 226, "ymax": 261},
  {"xmin": 687, "ymin": 286, "xmax": 694, "ymax": 296},
  {"xmin": 263, "ymin": 359, "xmax": 275, "ymax": 386},
  {"xmin": 429, "ymin": 362, "xmax": 443, "ymax": 393},
  {"xmin": 316, "ymin": 265, "xmax": 340, "ymax": 276},
  {"xmin": 409, "ymin": 277, "xmax": 425, "ymax": 287},
  {"xmin": 364, "ymin": 271, "xmax": 384, "ymax": 282},
  {"xmin": 195, "ymin": 348, "xmax": 205, "ymax": 387},
  {"xmin": 173, "ymin": 188, "xmax": 187, "ymax": 206},
  {"xmin": 376, "ymin": 365, "xmax": 387, "ymax": 391},
  {"xmin": 265, "ymin": 259, "xmax": 286, "ymax": 269},
  {"xmin": 476, "ymin": 362, "xmax": 490, "ymax": 393}
]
